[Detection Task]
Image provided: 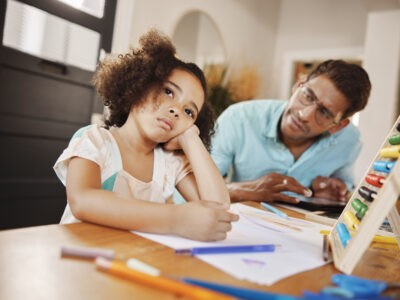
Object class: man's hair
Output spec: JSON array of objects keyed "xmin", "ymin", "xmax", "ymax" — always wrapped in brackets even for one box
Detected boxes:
[
  {"xmin": 92, "ymin": 29, "xmax": 215, "ymax": 151},
  {"xmin": 306, "ymin": 60, "xmax": 371, "ymax": 118}
]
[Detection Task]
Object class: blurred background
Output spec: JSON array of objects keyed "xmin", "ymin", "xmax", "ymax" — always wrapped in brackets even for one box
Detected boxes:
[{"xmin": 0, "ymin": 0, "xmax": 399, "ymax": 229}]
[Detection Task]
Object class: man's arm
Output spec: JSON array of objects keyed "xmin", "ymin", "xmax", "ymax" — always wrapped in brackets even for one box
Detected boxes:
[
  {"xmin": 311, "ymin": 128, "xmax": 362, "ymax": 202},
  {"xmin": 227, "ymin": 173, "xmax": 312, "ymax": 203}
]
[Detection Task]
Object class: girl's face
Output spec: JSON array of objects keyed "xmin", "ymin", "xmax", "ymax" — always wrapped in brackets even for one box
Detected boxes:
[{"xmin": 132, "ymin": 68, "xmax": 205, "ymax": 143}]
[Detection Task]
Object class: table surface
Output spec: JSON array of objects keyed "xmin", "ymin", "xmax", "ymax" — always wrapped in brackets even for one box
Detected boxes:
[{"xmin": 1, "ymin": 202, "xmax": 399, "ymax": 300}]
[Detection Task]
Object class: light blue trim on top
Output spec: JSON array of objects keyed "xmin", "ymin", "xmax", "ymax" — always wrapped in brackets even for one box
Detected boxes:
[
  {"xmin": 102, "ymin": 172, "xmax": 118, "ymax": 191},
  {"xmin": 72, "ymin": 125, "xmax": 93, "ymax": 139}
]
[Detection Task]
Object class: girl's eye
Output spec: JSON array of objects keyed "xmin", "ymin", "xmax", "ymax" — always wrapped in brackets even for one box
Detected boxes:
[
  {"xmin": 184, "ymin": 108, "xmax": 194, "ymax": 118},
  {"xmin": 164, "ymin": 88, "xmax": 173, "ymax": 98}
]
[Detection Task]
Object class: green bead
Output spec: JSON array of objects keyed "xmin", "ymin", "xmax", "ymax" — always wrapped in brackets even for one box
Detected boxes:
[
  {"xmin": 351, "ymin": 198, "xmax": 368, "ymax": 219},
  {"xmin": 351, "ymin": 198, "xmax": 362, "ymax": 211},
  {"xmin": 358, "ymin": 204, "xmax": 368, "ymax": 218},
  {"xmin": 389, "ymin": 133, "xmax": 400, "ymax": 145}
]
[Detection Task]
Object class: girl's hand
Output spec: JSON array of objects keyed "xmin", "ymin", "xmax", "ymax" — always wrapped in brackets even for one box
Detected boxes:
[
  {"xmin": 163, "ymin": 125, "xmax": 200, "ymax": 151},
  {"xmin": 171, "ymin": 201, "xmax": 239, "ymax": 241}
]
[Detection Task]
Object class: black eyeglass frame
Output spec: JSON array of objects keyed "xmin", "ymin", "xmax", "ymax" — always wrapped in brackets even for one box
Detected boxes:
[{"xmin": 296, "ymin": 83, "xmax": 342, "ymax": 126}]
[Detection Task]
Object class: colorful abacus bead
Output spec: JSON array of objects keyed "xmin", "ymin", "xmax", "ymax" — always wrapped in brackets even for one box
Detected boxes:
[
  {"xmin": 380, "ymin": 145, "xmax": 400, "ymax": 158},
  {"xmin": 389, "ymin": 133, "xmax": 400, "ymax": 145},
  {"xmin": 344, "ymin": 211, "xmax": 360, "ymax": 231},
  {"xmin": 351, "ymin": 198, "xmax": 368, "ymax": 219},
  {"xmin": 365, "ymin": 174, "xmax": 385, "ymax": 188},
  {"xmin": 337, "ymin": 223, "xmax": 352, "ymax": 247},
  {"xmin": 373, "ymin": 161, "xmax": 394, "ymax": 173},
  {"xmin": 358, "ymin": 186, "xmax": 377, "ymax": 202}
]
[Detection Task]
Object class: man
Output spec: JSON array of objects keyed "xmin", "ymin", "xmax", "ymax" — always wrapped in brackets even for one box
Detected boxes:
[{"xmin": 211, "ymin": 60, "xmax": 371, "ymax": 204}]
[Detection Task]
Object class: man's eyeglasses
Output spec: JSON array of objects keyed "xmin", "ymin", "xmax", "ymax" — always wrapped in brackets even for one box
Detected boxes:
[{"xmin": 297, "ymin": 84, "xmax": 341, "ymax": 126}]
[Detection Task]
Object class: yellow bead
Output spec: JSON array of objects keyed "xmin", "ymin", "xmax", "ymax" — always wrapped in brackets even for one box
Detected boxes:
[
  {"xmin": 380, "ymin": 145, "xmax": 400, "ymax": 158},
  {"xmin": 344, "ymin": 211, "xmax": 360, "ymax": 230}
]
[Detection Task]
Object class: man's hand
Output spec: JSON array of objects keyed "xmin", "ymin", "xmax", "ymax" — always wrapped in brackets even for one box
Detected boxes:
[
  {"xmin": 311, "ymin": 176, "xmax": 349, "ymax": 202},
  {"xmin": 228, "ymin": 173, "xmax": 312, "ymax": 203}
]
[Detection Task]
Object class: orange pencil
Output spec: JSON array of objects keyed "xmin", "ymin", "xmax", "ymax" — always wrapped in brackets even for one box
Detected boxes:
[{"xmin": 95, "ymin": 257, "xmax": 233, "ymax": 300}]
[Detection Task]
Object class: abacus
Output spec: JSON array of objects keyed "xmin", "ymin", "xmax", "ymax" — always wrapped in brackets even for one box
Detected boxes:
[{"xmin": 330, "ymin": 116, "xmax": 400, "ymax": 274}]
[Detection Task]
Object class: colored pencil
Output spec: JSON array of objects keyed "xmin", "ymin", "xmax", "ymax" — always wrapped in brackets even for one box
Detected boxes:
[
  {"xmin": 95, "ymin": 257, "xmax": 233, "ymax": 300},
  {"xmin": 261, "ymin": 202, "xmax": 289, "ymax": 219}
]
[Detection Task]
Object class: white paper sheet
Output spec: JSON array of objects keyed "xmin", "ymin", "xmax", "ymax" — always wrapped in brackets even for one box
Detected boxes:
[{"xmin": 132, "ymin": 203, "xmax": 331, "ymax": 285}]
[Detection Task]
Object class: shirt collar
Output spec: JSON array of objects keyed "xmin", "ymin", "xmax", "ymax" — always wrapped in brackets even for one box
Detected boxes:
[{"xmin": 263, "ymin": 101, "xmax": 287, "ymax": 140}]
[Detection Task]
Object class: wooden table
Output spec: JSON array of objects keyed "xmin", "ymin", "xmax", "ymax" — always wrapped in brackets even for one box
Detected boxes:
[{"xmin": 1, "ymin": 202, "xmax": 399, "ymax": 300}]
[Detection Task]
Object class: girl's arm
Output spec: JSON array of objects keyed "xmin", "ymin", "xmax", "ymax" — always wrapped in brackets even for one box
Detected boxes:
[
  {"xmin": 67, "ymin": 157, "xmax": 175, "ymax": 233},
  {"xmin": 66, "ymin": 157, "xmax": 236, "ymax": 240},
  {"xmin": 171, "ymin": 126, "xmax": 230, "ymax": 205}
]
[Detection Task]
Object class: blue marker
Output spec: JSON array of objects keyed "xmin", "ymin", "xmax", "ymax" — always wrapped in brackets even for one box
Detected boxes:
[
  {"xmin": 373, "ymin": 161, "xmax": 394, "ymax": 173},
  {"xmin": 175, "ymin": 244, "xmax": 278, "ymax": 255},
  {"xmin": 261, "ymin": 202, "xmax": 289, "ymax": 219},
  {"xmin": 182, "ymin": 277, "xmax": 299, "ymax": 300},
  {"xmin": 336, "ymin": 223, "xmax": 351, "ymax": 247}
]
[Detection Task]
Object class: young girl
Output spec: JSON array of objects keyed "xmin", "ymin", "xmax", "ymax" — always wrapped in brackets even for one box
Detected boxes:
[{"xmin": 54, "ymin": 30, "xmax": 238, "ymax": 241}]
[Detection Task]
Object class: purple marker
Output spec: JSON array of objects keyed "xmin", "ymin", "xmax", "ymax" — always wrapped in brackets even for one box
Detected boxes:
[
  {"xmin": 61, "ymin": 245, "xmax": 115, "ymax": 260},
  {"xmin": 175, "ymin": 244, "xmax": 279, "ymax": 255}
]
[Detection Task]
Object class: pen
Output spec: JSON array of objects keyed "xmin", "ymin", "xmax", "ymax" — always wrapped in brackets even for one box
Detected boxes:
[
  {"xmin": 261, "ymin": 202, "xmax": 289, "ymax": 219},
  {"xmin": 322, "ymin": 234, "xmax": 331, "ymax": 262},
  {"xmin": 95, "ymin": 257, "xmax": 233, "ymax": 300},
  {"xmin": 175, "ymin": 244, "xmax": 279, "ymax": 255},
  {"xmin": 182, "ymin": 277, "xmax": 300, "ymax": 300},
  {"xmin": 319, "ymin": 230, "xmax": 398, "ymax": 244},
  {"xmin": 61, "ymin": 245, "xmax": 115, "ymax": 260}
]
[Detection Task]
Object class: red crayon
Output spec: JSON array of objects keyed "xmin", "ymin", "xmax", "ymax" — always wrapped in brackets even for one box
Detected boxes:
[{"xmin": 365, "ymin": 174, "xmax": 385, "ymax": 188}]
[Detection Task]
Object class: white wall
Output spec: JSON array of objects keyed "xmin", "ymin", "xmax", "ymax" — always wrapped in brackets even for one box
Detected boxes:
[
  {"xmin": 355, "ymin": 10, "xmax": 400, "ymax": 182},
  {"xmin": 196, "ymin": 13, "xmax": 225, "ymax": 66},
  {"xmin": 272, "ymin": 0, "xmax": 369, "ymax": 99},
  {"xmin": 112, "ymin": 0, "xmax": 281, "ymax": 98},
  {"xmin": 172, "ymin": 12, "xmax": 200, "ymax": 64}
]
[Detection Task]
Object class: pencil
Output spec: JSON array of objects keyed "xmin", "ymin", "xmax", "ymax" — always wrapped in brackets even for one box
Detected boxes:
[
  {"xmin": 261, "ymin": 202, "xmax": 289, "ymax": 219},
  {"xmin": 95, "ymin": 257, "xmax": 234, "ymax": 300},
  {"xmin": 322, "ymin": 234, "xmax": 330, "ymax": 262}
]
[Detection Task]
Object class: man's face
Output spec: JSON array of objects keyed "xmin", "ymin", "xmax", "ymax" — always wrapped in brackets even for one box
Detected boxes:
[{"xmin": 280, "ymin": 74, "xmax": 350, "ymax": 142}]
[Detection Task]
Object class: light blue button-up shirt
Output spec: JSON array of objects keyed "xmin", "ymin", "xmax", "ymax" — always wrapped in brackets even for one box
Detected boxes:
[{"xmin": 210, "ymin": 100, "xmax": 362, "ymax": 190}]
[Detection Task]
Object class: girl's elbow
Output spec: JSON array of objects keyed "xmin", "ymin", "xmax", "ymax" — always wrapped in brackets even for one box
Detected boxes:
[{"xmin": 66, "ymin": 191, "xmax": 86, "ymax": 221}]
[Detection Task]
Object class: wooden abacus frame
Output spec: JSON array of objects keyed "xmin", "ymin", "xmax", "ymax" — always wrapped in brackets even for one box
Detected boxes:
[{"xmin": 330, "ymin": 115, "xmax": 400, "ymax": 274}]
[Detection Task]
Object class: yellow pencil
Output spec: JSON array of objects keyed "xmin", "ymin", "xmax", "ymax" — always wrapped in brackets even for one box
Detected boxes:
[
  {"xmin": 319, "ymin": 230, "xmax": 398, "ymax": 244},
  {"xmin": 95, "ymin": 257, "xmax": 234, "ymax": 300}
]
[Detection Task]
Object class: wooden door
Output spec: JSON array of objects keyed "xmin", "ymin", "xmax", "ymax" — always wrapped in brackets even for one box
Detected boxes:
[{"xmin": 0, "ymin": 0, "xmax": 116, "ymax": 229}]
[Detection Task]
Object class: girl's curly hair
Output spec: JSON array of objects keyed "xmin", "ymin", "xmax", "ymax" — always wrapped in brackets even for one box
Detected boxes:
[{"xmin": 92, "ymin": 29, "xmax": 215, "ymax": 151}]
